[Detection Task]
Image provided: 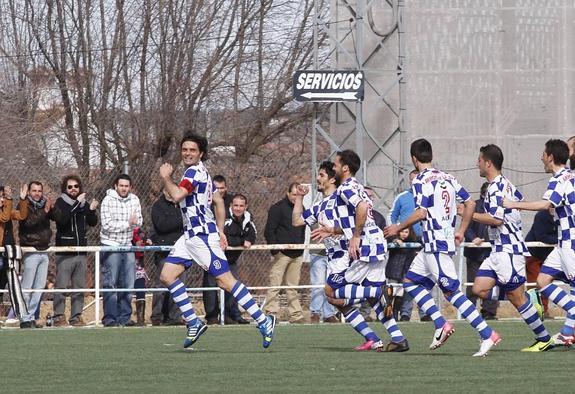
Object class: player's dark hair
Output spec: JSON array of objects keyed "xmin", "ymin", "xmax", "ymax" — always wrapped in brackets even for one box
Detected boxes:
[
  {"xmin": 479, "ymin": 144, "xmax": 504, "ymax": 170},
  {"xmin": 232, "ymin": 193, "xmax": 248, "ymax": 204},
  {"xmin": 545, "ymin": 139, "xmax": 569, "ymax": 165},
  {"xmin": 213, "ymin": 175, "xmax": 226, "ymax": 184},
  {"xmin": 480, "ymin": 182, "xmax": 489, "ymax": 199},
  {"xmin": 114, "ymin": 173, "xmax": 132, "ymax": 186},
  {"xmin": 410, "ymin": 139, "xmax": 433, "ymax": 163},
  {"xmin": 336, "ymin": 150, "xmax": 361, "ymax": 175},
  {"xmin": 319, "ymin": 160, "xmax": 336, "ymax": 180},
  {"xmin": 61, "ymin": 175, "xmax": 83, "ymax": 193},
  {"xmin": 181, "ymin": 132, "xmax": 209, "ymax": 161}
]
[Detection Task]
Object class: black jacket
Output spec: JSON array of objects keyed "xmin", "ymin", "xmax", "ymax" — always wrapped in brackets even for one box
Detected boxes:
[
  {"xmin": 264, "ymin": 197, "xmax": 305, "ymax": 258},
  {"xmin": 385, "ymin": 237, "xmax": 418, "ymax": 281},
  {"xmin": 51, "ymin": 194, "xmax": 98, "ymax": 255},
  {"xmin": 151, "ymin": 194, "xmax": 184, "ymax": 246},
  {"xmin": 18, "ymin": 199, "xmax": 52, "ymax": 249},
  {"xmin": 525, "ymin": 210, "xmax": 557, "ymax": 261},
  {"xmin": 464, "ymin": 198, "xmax": 491, "ymax": 262},
  {"xmin": 224, "ymin": 209, "xmax": 257, "ymax": 264}
]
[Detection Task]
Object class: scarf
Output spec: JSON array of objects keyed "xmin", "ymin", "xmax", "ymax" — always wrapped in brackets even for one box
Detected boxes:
[
  {"xmin": 27, "ymin": 195, "xmax": 46, "ymax": 210},
  {"xmin": 60, "ymin": 193, "xmax": 86, "ymax": 208}
]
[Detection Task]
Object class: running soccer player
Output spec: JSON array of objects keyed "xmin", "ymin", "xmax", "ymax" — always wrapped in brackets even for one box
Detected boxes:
[
  {"xmin": 159, "ymin": 132, "xmax": 276, "ymax": 349},
  {"xmin": 503, "ymin": 139, "xmax": 575, "ymax": 348},
  {"xmin": 310, "ymin": 151, "xmax": 408, "ymax": 351},
  {"xmin": 384, "ymin": 139, "xmax": 496, "ymax": 356},
  {"xmin": 292, "ymin": 160, "xmax": 407, "ymax": 352},
  {"xmin": 470, "ymin": 144, "xmax": 551, "ymax": 353}
]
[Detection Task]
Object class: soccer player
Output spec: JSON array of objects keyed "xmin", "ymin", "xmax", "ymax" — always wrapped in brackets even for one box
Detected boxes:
[
  {"xmin": 310, "ymin": 151, "xmax": 408, "ymax": 351},
  {"xmin": 159, "ymin": 132, "xmax": 276, "ymax": 349},
  {"xmin": 471, "ymin": 144, "xmax": 551, "ymax": 352},
  {"xmin": 292, "ymin": 161, "xmax": 407, "ymax": 351},
  {"xmin": 384, "ymin": 139, "xmax": 497, "ymax": 356},
  {"xmin": 503, "ymin": 139, "xmax": 575, "ymax": 348}
]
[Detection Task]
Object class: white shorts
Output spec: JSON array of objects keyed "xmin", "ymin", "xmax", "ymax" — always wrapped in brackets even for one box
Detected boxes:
[
  {"xmin": 326, "ymin": 254, "xmax": 387, "ymax": 289},
  {"xmin": 542, "ymin": 247, "xmax": 575, "ymax": 283},
  {"xmin": 165, "ymin": 233, "xmax": 230, "ymax": 276},
  {"xmin": 405, "ymin": 251, "xmax": 460, "ymax": 292},
  {"xmin": 476, "ymin": 252, "xmax": 526, "ymax": 291}
]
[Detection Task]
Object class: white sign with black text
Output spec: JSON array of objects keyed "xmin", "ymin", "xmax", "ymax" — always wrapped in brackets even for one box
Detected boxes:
[{"xmin": 293, "ymin": 70, "xmax": 364, "ymax": 102}]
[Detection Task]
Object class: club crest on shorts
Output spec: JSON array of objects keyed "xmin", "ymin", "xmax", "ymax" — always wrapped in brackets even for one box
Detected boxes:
[{"xmin": 213, "ymin": 260, "xmax": 222, "ymax": 270}]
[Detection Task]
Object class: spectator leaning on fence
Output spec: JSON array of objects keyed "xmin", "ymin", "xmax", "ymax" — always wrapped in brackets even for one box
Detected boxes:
[
  {"xmin": 150, "ymin": 188, "xmax": 185, "ymax": 326},
  {"xmin": 100, "ymin": 174, "xmax": 143, "ymax": 327},
  {"xmin": 51, "ymin": 175, "xmax": 98, "ymax": 327},
  {"xmin": 263, "ymin": 182, "xmax": 306, "ymax": 324},
  {"xmin": 18, "ymin": 181, "xmax": 53, "ymax": 329},
  {"xmin": 221, "ymin": 193, "xmax": 257, "ymax": 324},
  {"xmin": 0, "ymin": 185, "xmax": 29, "ymax": 320}
]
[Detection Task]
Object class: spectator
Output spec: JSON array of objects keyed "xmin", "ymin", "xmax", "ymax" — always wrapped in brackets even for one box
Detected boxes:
[
  {"xmin": 150, "ymin": 189, "xmax": 185, "ymax": 326},
  {"xmin": 0, "ymin": 185, "xmax": 29, "ymax": 322},
  {"xmin": 100, "ymin": 174, "xmax": 143, "ymax": 327},
  {"xmin": 388, "ymin": 170, "xmax": 422, "ymax": 238},
  {"xmin": 385, "ymin": 227, "xmax": 418, "ymax": 321},
  {"xmin": 212, "ymin": 175, "xmax": 234, "ymax": 213},
  {"xmin": 220, "ymin": 193, "xmax": 256, "ymax": 324},
  {"xmin": 263, "ymin": 182, "xmax": 306, "ymax": 323},
  {"xmin": 132, "ymin": 227, "xmax": 151, "ymax": 326},
  {"xmin": 464, "ymin": 182, "xmax": 498, "ymax": 320},
  {"xmin": 525, "ymin": 209, "xmax": 557, "ymax": 317},
  {"xmin": 18, "ymin": 181, "xmax": 52, "ymax": 329},
  {"xmin": 51, "ymin": 175, "xmax": 98, "ymax": 327}
]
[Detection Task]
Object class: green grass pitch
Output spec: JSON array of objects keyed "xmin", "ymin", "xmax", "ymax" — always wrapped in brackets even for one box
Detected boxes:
[{"xmin": 1, "ymin": 320, "xmax": 572, "ymax": 393}]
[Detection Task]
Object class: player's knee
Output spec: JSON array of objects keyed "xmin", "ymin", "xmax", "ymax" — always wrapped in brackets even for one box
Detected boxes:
[
  {"xmin": 159, "ymin": 271, "xmax": 174, "ymax": 286},
  {"xmin": 324, "ymin": 285, "xmax": 335, "ymax": 298},
  {"xmin": 215, "ymin": 275, "xmax": 235, "ymax": 292}
]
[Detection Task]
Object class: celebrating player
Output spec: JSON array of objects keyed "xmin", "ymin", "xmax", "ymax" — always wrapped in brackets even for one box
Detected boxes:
[
  {"xmin": 159, "ymin": 132, "xmax": 276, "ymax": 349},
  {"xmin": 470, "ymin": 144, "xmax": 551, "ymax": 352},
  {"xmin": 503, "ymin": 139, "xmax": 575, "ymax": 348},
  {"xmin": 292, "ymin": 160, "xmax": 407, "ymax": 351},
  {"xmin": 384, "ymin": 139, "xmax": 497, "ymax": 356}
]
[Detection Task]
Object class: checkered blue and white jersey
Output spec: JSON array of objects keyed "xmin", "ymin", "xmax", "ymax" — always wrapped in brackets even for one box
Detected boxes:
[
  {"xmin": 302, "ymin": 192, "xmax": 348, "ymax": 260},
  {"xmin": 178, "ymin": 161, "xmax": 218, "ymax": 238},
  {"xmin": 542, "ymin": 167, "xmax": 575, "ymax": 249},
  {"xmin": 412, "ymin": 168, "xmax": 470, "ymax": 255},
  {"xmin": 335, "ymin": 177, "xmax": 387, "ymax": 263},
  {"xmin": 483, "ymin": 175, "xmax": 529, "ymax": 255}
]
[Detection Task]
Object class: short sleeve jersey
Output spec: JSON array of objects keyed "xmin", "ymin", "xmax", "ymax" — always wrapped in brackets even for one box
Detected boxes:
[
  {"xmin": 178, "ymin": 161, "xmax": 218, "ymax": 238},
  {"xmin": 483, "ymin": 174, "xmax": 529, "ymax": 255},
  {"xmin": 412, "ymin": 167, "xmax": 470, "ymax": 255},
  {"xmin": 334, "ymin": 177, "xmax": 387, "ymax": 263},
  {"xmin": 302, "ymin": 192, "xmax": 348, "ymax": 260},
  {"xmin": 542, "ymin": 167, "xmax": 575, "ymax": 249}
]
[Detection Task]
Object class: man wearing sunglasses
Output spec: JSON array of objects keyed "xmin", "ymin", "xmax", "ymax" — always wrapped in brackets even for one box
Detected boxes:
[{"xmin": 51, "ymin": 175, "xmax": 99, "ymax": 327}]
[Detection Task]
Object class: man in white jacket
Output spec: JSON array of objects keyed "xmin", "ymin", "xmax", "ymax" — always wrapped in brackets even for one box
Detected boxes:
[{"xmin": 100, "ymin": 174, "xmax": 143, "ymax": 326}]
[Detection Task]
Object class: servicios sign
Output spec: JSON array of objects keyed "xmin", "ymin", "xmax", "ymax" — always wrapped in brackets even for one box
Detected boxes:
[{"xmin": 293, "ymin": 70, "xmax": 364, "ymax": 102}]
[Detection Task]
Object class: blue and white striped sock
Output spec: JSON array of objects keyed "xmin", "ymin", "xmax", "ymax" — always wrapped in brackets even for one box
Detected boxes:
[
  {"xmin": 334, "ymin": 284, "xmax": 382, "ymax": 300},
  {"xmin": 168, "ymin": 279, "xmax": 198, "ymax": 326},
  {"xmin": 372, "ymin": 301, "xmax": 405, "ymax": 342},
  {"xmin": 404, "ymin": 283, "xmax": 446, "ymax": 329},
  {"xmin": 231, "ymin": 281, "xmax": 266, "ymax": 325},
  {"xmin": 447, "ymin": 290, "xmax": 492, "ymax": 340},
  {"xmin": 560, "ymin": 287, "xmax": 575, "ymax": 336},
  {"xmin": 517, "ymin": 299, "xmax": 551, "ymax": 342},
  {"xmin": 343, "ymin": 309, "xmax": 380, "ymax": 342},
  {"xmin": 540, "ymin": 283, "xmax": 575, "ymax": 316}
]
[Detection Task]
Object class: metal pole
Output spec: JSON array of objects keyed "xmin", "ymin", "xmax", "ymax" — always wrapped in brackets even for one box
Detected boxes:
[
  {"xmin": 95, "ymin": 251, "xmax": 101, "ymax": 326},
  {"xmin": 356, "ymin": 0, "xmax": 366, "ymax": 183},
  {"xmin": 397, "ymin": 0, "xmax": 408, "ymax": 193},
  {"xmin": 457, "ymin": 244, "xmax": 464, "ymax": 320},
  {"xmin": 219, "ymin": 288, "xmax": 226, "ymax": 325}
]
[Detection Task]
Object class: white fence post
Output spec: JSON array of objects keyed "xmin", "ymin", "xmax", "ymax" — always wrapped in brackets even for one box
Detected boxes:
[
  {"xmin": 457, "ymin": 244, "xmax": 465, "ymax": 320},
  {"xmin": 95, "ymin": 251, "xmax": 101, "ymax": 326},
  {"xmin": 219, "ymin": 289, "xmax": 226, "ymax": 325}
]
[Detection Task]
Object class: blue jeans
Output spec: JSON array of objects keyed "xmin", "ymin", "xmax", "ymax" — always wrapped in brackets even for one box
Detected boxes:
[
  {"xmin": 309, "ymin": 254, "xmax": 337, "ymax": 318},
  {"xmin": 21, "ymin": 253, "xmax": 49, "ymax": 322},
  {"xmin": 101, "ymin": 251, "xmax": 135, "ymax": 325}
]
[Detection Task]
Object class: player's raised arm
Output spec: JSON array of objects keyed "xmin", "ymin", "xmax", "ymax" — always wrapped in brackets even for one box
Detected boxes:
[
  {"xmin": 291, "ymin": 184, "xmax": 309, "ymax": 227},
  {"xmin": 160, "ymin": 163, "xmax": 188, "ymax": 203},
  {"xmin": 212, "ymin": 188, "xmax": 228, "ymax": 249}
]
